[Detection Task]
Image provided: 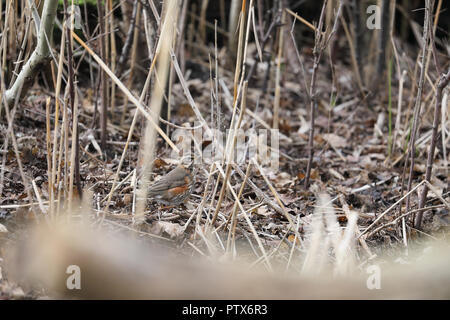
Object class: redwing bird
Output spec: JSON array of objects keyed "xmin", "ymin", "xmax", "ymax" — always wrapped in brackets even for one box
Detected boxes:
[{"xmin": 147, "ymin": 163, "xmax": 195, "ymax": 206}]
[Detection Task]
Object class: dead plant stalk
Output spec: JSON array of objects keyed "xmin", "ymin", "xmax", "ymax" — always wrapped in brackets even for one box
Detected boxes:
[{"xmin": 304, "ymin": 0, "xmax": 342, "ymax": 188}]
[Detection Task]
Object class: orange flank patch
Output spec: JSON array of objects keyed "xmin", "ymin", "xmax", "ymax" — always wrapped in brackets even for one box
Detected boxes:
[{"xmin": 168, "ymin": 185, "xmax": 189, "ymax": 196}]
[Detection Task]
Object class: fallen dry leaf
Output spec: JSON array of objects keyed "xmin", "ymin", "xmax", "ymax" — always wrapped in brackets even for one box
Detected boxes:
[
  {"xmin": 151, "ymin": 221, "xmax": 184, "ymax": 239},
  {"xmin": 322, "ymin": 133, "xmax": 347, "ymax": 148}
]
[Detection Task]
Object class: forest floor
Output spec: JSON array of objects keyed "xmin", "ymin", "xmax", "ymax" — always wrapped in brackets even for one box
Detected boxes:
[{"xmin": 0, "ymin": 29, "xmax": 449, "ymax": 299}]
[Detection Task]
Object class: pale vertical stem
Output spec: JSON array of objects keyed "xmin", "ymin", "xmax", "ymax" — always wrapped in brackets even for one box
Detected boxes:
[
  {"xmin": 233, "ymin": 1, "xmax": 247, "ymax": 101},
  {"xmin": 134, "ymin": 0, "xmax": 177, "ymax": 224},
  {"xmin": 68, "ymin": 92, "xmax": 79, "ymax": 213},
  {"xmin": 226, "ymin": 162, "xmax": 252, "ymax": 255},
  {"xmin": 228, "ymin": 0, "xmax": 241, "ymax": 54},
  {"xmin": 210, "ymin": 82, "xmax": 248, "ymax": 227},
  {"xmin": 50, "ymin": 23, "xmax": 66, "ymax": 217},
  {"xmin": 45, "ymin": 97, "xmax": 52, "ymax": 213},
  {"xmin": 392, "ymin": 70, "xmax": 407, "ymax": 154}
]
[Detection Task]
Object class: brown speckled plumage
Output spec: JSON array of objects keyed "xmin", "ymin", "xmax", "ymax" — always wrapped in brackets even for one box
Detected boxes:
[{"xmin": 148, "ymin": 164, "xmax": 194, "ymax": 205}]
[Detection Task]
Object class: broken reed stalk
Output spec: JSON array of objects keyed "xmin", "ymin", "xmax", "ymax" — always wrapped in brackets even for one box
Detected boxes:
[
  {"xmin": 405, "ymin": 0, "xmax": 431, "ymax": 216},
  {"xmin": 285, "ymin": 8, "xmax": 319, "ymax": 33},
  {"xmin": 415, "ymin": 68, "xmax": 450, "ymax": 229}
]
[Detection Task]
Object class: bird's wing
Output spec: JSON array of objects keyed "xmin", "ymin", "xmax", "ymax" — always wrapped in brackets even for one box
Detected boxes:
[
  {"xmin": 148, "ymin": 168, "xmax": 188, "ymax": 194},
  {"xmin": 148, "ymin": 179, "xmax": 170, "ymax": 194}
]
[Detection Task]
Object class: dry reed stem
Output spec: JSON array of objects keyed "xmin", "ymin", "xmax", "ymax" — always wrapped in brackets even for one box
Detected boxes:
[
  {"xmin": 71, "ymin": 32, "xmax": 179, "ymax": 152},
  {"xmin": 285, "ymin": 8, "xmax": 320, "ymax": 33},
  {"xmin": 251, "ymin": 158, "xmax": 300, "ymax": 240},
  {"xmin": 50, "ymin": 24, "xmax": 66, "ymax": 217},
  {"xmin": 405, "ymin": 0, "xmax": 431, "ymax": 215},
  {"xmin": 45, "ymin": 97, "xmax": 52, "ymax": 211},
  {"xmin": 339, "ymin": 196, "xmax": 375, "ymax": 259},
  {"xmin": 392, "ymin": 70, "xmax": 407, "ymax": 153},
  {"xmin": 304, "ymin": 0, "xmax": 328, "ymax": 188},
  {"xmin": 1, "ymin": 87, "xmax": 33, "ymax": 205},
  {"xmin": 339, "ymin": 14, "xmax": 364, "ymax": 97},
  {"xmin": 186, "ymin": 163, "xmax": 216, "ymax": 234},
  {"xmin": 358, "ymin": 180, "xmax": 427, "ymax": 238},
  {"xmin": 285, "ymin": 215, "xmax": 301, "ymax": 272},
  {"xmin": 226, "ymin": 161, "xmax": 252, "ymax": 254},
  {"xmin": 103, "ymin": 57, "xmax": 156, "ymax": 210},
  {"xmin": 215, "ymin": 162, "xmax": 272, "ymax": 271},
  {"xmin": 232, "ymin": 0, "xmax": 247, "ymax": 101},
  {"xmin": 416, "ymin": 73, "xmax": 450, "ymax": 229},
  {"xmin": 211, "ymin": 81, "xmax": 249, "ymax": 226},
  {"xmin": 367, "ymin": 205, "xmax": 446, "ymax": 240},
  {"xmin": 32, "ymin": 179, "xmax": 46, "ymax": 215},
  {"xmin": 134, "ymin": 0, "xmax": 177, "ymax": 223},
  {"xmin": 67, "ymin": 90, "xmax": 79, "ymax": 213}
]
